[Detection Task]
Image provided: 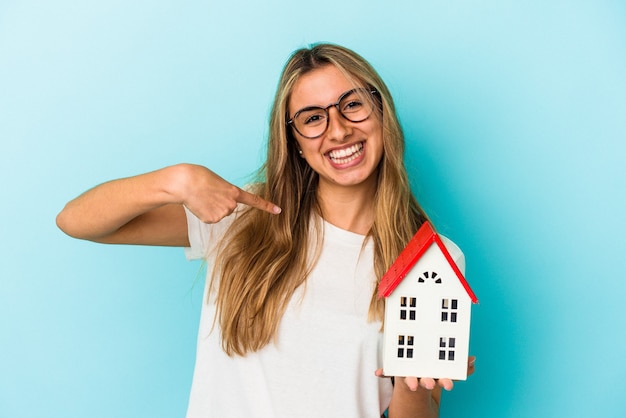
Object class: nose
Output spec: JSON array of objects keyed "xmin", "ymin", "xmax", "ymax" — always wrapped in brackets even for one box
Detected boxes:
[{"xmin": 325, "ymin": 106, "xmax": 351, "ymax": 141}]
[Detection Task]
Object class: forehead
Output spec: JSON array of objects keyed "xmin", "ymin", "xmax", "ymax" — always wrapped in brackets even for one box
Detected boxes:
[{"xmin": 289, "ymin": 65, "xmax": 361, "ymax": 112}]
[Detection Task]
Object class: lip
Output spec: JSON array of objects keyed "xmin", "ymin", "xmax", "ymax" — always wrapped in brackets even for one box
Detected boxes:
[{"xmin": 325, "ymin": 141, "xmax": 366, "ymax": 169}]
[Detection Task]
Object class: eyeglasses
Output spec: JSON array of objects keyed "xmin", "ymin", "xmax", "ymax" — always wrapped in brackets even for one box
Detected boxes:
[{"xmin": 287, "ymin": 88, "xmax": 380, "ymax": 139}]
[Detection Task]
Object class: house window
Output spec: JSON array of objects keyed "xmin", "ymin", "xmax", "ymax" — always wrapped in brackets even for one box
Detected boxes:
[
  {"xmin": 397, "ymin": 335, "xmax": 415, "ymax": 359},
  {"xmin": 418, "ymin": 270, "xmax": 442, "ymax": 284},
  {"xmin": 438, "ymin": 337, "xmax": 456, "ymax": 361},
  {"xmin": 441, "ymin": 298, "xmax": 458, "ymax": 322},
  {"xmin": 400, "ymin": 296, "xmax": 417, "ymax": 321}
]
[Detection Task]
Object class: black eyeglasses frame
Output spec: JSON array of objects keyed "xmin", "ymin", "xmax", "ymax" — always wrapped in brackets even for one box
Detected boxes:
[{"xmin": 286, "ymin": 88, "xmax": 380, "ymax": 139}]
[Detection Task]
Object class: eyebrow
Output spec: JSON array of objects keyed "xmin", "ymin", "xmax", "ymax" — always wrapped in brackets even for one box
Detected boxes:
[{"xmin": 291, "ymin": 89, "xmax": 356, "ymax": 116}]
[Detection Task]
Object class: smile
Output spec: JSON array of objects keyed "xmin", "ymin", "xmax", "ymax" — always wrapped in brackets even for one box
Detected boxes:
[{"xmin": 327, "ymin": 142, "xmax": 364, "ymax": 164}]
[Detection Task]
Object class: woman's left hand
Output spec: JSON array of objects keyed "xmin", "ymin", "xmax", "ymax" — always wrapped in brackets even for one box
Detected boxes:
[{"xmin": 374, "ymin": 355, "xmax": 476, "ymax": 392}]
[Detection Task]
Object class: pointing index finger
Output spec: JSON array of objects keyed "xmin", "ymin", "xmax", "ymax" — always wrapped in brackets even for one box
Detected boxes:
[{"xmin": 236, "ymin": 188, "xmax": 282, "ymax": 215}]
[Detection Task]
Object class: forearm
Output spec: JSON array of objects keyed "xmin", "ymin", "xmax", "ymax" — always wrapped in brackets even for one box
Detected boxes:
[
  {"xmin": 56, "ymin": 164, "xmax": 185, "ymax": 242},
  {"xmin": 387, "ymin": 381, "xmax": 441, "ymax": 418}
]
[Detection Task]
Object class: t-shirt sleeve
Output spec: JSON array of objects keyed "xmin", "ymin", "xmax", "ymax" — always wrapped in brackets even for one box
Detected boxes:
[
  {"xmin": 440, "ymin": 235, "xmax": 466, "ymax": 274},
  {"xmin": 184, "ymin": 206, "xmax": 210, "ymax": 260},
  {"xmin": 183, "ymin": 206, "xmax": 237, "ymax": 261}
]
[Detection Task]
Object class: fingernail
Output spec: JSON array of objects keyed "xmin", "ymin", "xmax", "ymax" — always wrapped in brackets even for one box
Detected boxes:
[{"xmin": 273, "ymin": 206, "xmax": 282, "ymax": 214}]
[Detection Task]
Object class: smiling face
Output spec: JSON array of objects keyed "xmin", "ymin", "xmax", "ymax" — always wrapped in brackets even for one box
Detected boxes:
[{"xmin": 288, "ymin": 65, "xmax": 384, "ymax": 196}]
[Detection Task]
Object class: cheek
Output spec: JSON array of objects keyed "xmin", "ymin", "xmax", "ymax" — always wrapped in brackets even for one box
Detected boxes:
[
  {"xmin": 293, "ymin": 138, "xmax": 306, "ymax": 154},
  {"xmin": 371, "ymin": 135, "xmax": 385, "ymax": 166},
  {"xmin": 297, "ymin": 138, "xmax": 322, "ymax": 157},
  {"xmin": 369, "ymin": 127, "xmax": 385, "ymax": 153}
]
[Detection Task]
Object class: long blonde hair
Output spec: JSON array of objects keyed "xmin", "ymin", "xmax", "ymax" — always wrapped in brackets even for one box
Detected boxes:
[{"xmin": 211, "ymin": 43, "xmax": 428, "ymax": 356}]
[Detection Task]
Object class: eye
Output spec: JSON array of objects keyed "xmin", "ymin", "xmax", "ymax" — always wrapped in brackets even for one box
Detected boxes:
[
  {"xmin": 299, "ymin": 109, "xmax": 327, "ymax": 125},
  {"xmin": 342, "ymin": 99, "xmax": 364, "ymax": 113},
  {"xmin": 304, "ymin": 114, "xmax": 323, "ymax": 124},
  {"xmin": 340, "ymin": 90, "xmax": 368, "ymax": 114}
]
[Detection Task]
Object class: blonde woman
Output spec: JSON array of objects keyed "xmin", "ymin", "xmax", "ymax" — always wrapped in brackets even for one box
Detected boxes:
[{"xmin": 57, "ymin": 43, "xmax": 474, "ymax": 418}]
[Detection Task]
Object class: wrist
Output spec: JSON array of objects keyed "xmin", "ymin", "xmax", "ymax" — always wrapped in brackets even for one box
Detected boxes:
[{"xmin": 388, "ymin": 378, "xmax": 441, "ymax": 418}]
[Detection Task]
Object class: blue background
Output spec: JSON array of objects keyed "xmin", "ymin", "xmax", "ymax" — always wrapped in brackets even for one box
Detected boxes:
[{"xmin": 1, "ymin": 1, "xmax": 625, "ymax": 417}]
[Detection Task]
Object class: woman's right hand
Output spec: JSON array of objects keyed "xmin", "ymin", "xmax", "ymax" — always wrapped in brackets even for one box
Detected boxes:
[{"xmin": 173, "ymin": 164, "xmax": 281, "ymax": 225}]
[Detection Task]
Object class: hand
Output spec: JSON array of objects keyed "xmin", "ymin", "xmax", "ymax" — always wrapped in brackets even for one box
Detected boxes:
[
  {"xmin": 374, "ymin": 356, "xmax": 476, "ymax": 392},
  {"xmin": 173, "ymin": 164, "xmax": 281, "ymax": 224}
]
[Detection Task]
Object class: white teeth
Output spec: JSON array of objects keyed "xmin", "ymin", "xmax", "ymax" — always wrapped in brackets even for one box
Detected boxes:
[{"xmin": 328, "ymin": 143, "xmax": 364, "ymax": 164}]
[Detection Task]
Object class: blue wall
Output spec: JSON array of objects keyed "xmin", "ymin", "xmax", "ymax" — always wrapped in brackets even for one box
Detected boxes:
[{"xmin": 1, "ymin": 1, "xmax": 625, "ymax": 417}]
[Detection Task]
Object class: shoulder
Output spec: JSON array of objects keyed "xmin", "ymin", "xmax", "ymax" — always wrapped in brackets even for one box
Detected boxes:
[{"xmin": 439, "ymin": 235, "xmax": 465, "ymax": 274}]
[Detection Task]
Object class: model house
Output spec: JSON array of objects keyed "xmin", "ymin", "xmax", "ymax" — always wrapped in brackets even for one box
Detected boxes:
[{"xmin": 378, "ymin": 222, "xmax": 478, "ymax": 380}]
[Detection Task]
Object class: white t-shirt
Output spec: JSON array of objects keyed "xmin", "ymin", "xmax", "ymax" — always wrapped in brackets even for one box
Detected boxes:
[{"xmin": 184, "ymin": 209, "xmax": 393, "ymax": 418}]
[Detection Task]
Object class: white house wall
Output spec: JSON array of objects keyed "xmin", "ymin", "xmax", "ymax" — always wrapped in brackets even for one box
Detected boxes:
[{"xmin": 382, "ymin": 244, "xmax": 472, "ymax": 380}]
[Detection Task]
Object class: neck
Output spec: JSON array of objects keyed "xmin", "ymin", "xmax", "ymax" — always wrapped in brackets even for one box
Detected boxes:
[{"xmin": 316, "ymin": 179, "xmax": 377, "ymax": 235}]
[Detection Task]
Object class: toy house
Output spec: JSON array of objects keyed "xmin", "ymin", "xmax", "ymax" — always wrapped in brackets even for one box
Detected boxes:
[{"xmin": 378, "ymin": 222, "xmax": 478, "ymax": 380}]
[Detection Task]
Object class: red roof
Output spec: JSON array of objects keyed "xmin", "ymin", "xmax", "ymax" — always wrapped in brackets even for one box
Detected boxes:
[{"xmin": 377, "ymin": 222, "xmax": 478, "ymax": 303}]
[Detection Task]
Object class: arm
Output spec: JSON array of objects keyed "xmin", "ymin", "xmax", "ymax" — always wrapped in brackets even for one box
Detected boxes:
[
  {"xmin": 387, "ymin": 381, "xmax": 441, "ymax": 418},
  {"xmin": 56, "ymin": 163, "xmax": 281, "ymax": 246}
]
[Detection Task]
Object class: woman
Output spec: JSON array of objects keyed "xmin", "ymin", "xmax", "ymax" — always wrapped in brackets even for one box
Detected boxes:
[{"xmin": 57, "ymin": 43, "xmax": 473, "ymax": 418}]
